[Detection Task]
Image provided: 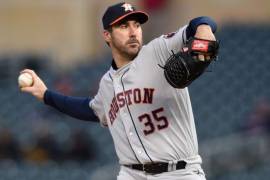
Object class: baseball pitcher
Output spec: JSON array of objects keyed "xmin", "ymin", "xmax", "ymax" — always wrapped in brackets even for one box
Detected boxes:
[{"xmin": 20, "ymin": 2, "xmax": 219, "ymax": 180}]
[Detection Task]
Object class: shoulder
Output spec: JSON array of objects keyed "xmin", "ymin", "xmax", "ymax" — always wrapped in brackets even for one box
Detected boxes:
[
  {"xmin": 100, "ymin": 69, "xmax": 112, "ymax": 82},
  {"xmin": 96, "ymin": 69, "xmax": 113, "ymax": 91},
  {"xmin": 145, "ymin": 25, "xmax": 188, "ymax": 47},
  {"xmin": 92, "ymin": 70, "xmax": 112, "ymax": 103},
  {"xmin": 139, "ymin": 34, "xmax": 168, "ymax": 53}
]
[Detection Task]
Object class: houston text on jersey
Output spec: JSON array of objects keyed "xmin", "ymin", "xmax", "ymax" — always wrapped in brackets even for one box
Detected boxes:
[{"xmin": 109, "ymin": 88, "xmax": 155, "ymax": 124}]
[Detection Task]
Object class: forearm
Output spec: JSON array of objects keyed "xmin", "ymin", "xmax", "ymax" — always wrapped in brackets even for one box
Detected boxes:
[{"xmin": 44, "ymin": 90, "xmax": 98, "ymax": 122}]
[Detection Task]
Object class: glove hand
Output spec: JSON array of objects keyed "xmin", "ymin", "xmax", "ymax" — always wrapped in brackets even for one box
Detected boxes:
[
  {"xmin": 185, "ymin": 37, "xmax": 219, "ymax": 62},
  {"xmin": 163, "ymin": 37, "xmax": 219, "ymax": 89},
  {"xmin": 194, "ymin": 25, "xmax": 216, "ymax": 61}
]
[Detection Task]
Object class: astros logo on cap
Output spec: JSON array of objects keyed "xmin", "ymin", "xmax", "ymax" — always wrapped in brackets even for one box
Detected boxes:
[
  {"xmin": 122, "ymin": 3, "xmax": 134, "ymax": 12},
  {"xmin": 102, "ymin": 2, "xmax": 148, "ymax": 29}
]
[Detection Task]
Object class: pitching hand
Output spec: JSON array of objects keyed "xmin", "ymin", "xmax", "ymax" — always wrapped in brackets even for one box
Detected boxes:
[{"xmin": 19, "ymin": 69, "xmax": 48, "ymax": 102}]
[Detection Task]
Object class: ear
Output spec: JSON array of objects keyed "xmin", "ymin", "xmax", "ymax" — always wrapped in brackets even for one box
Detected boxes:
[{"xmin": 103, "ymin": 30, "xmax": 111, "ymax": 44}]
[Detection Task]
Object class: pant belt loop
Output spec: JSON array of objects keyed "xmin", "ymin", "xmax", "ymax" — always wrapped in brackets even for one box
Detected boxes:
[
  {"xmin": 172, "ymin": 160, "xmax": 178, "ymax": 171},
  {"xmin": 168, "ymin": 161, "xmax": 173, "ymax": 172}
]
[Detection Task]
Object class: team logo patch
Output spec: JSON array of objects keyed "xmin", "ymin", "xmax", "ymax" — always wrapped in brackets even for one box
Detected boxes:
[
  {"xmin": 122, "ymin": 3, "xmax": 134, "ymax": 12},
  {"xmin": 191, "ymin": 40, "xmax": 209, "ymax": 52},
  {"xmin": 163, "ymin": 32, "xmax": 176, "ymax": 39}
]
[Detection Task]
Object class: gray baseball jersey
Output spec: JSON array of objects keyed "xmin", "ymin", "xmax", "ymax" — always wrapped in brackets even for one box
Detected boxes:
[{"xmin": 90, "ymin": 25, "xmax": 202, "ymax": 166}]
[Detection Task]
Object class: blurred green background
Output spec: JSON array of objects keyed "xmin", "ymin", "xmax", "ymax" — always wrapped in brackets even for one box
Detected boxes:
[{"xmin": 0, "ymin": 0, "xmax": 270, "ymax": 180}]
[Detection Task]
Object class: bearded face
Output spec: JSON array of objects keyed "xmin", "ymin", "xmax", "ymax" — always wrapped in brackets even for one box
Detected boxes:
[{"xmin": 107, "ymin": 20, "xmax": 143, "ymax": 60}]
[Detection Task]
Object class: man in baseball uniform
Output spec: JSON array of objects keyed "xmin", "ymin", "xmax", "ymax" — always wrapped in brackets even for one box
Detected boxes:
[{"xmin": 20, "ymin": 2, "xmax": 217, "ymax": 180}]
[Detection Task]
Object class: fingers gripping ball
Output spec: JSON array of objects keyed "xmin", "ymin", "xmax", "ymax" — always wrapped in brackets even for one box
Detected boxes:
[
  {"xmin": 18, "ymin": 73, "xmax": 33, "ymax": 88},
  {"xmin": 163, "ymin": 37, "xmax": 219, "ymax": 89}
]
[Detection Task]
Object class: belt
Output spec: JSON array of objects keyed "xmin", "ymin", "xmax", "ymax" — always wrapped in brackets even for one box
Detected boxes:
[{"xmin": 124, "ymin": 161, "xmax": 187, "ymax": 174}]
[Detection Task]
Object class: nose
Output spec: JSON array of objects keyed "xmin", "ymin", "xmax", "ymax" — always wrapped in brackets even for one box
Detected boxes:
[{"xmin": 129, "ymin": 25, "xmax": 137, "ymax": 37}]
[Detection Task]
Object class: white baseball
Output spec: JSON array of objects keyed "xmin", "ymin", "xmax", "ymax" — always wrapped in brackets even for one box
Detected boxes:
[{"xmin": 18, "ymin": 73, "xmax": 33, "ymax": 87}]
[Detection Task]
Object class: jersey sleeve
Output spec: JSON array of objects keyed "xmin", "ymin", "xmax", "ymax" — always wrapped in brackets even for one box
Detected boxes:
[
  {"xmin": 149, "ymin": 16, "xmax": 217, "ymax": 66},
  {"xmin": 44, "ymin": 90, "xmax": 98, "ymax": 122},
  {"xmin": 89, "ymin": 88, "xmax": 108, "ymax": 127},
  {"xmin": 150, "ymin": 25, "xmax": 187, "ymax": 65}
]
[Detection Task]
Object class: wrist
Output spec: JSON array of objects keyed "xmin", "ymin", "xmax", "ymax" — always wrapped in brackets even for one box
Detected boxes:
[
  {"xmin": 43, "ymin": 89, "xmax": 49, "ymax": 104},
  {"xmin": 194, "ymin": 25, "xmax": 216, "ymax": 41},
  {"xmin": 196, "ymin": 24, "xmax": 212, "ymax": 32},
  {"xmin": 186, "ymin": 16, "xmax": 217, "ymax": 39}
]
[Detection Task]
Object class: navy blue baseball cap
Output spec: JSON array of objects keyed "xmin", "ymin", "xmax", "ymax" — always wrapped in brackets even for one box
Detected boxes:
[{"xmin": 102, "ymin": 2, "xmax": 149, "ymax": 30}]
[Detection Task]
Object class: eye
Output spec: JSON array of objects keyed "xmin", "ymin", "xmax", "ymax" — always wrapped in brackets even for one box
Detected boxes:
[
  {"xmin": 135, "ymin": 22, "xmax": 141, "ymax": 28},
  {"xmin": 120, "ymin": 24, "xmax": 127, "ymax": 29}
]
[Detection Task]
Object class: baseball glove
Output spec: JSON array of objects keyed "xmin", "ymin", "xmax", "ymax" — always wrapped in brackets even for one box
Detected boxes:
[{"xmin": 162, "ymin": 37, "xmax": 219, "ymax": 89}]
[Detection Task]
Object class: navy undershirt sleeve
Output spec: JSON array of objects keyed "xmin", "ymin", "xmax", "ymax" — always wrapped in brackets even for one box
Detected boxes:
[
  {"xmin": 44, "ymin": 90, "xmax": 98, "ymax": 122},
  {"xmin": 186, "ymin": 16, "xmax": 217, "ymax": 39}
]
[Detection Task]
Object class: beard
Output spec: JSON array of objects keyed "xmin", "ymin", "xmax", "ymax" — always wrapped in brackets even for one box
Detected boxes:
[{"xmin": 111, "ymin": 37, "xmax": 142, "ymax": 60}]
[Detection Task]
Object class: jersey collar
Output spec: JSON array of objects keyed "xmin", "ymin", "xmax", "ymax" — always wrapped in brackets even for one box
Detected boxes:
[
  {"xmin": 111, "ymin": 59, "xmax": 118, "ymax": 70},
  {"xmin": 110, "ymin": 59, "xmax": 132, "ymax": 76}
]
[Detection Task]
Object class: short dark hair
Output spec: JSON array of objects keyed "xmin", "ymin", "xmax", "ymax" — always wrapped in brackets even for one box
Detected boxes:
[{"xmin": 106, "ymin": 26, "xmax": 113, "ymax": 33}]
